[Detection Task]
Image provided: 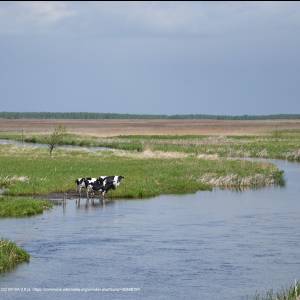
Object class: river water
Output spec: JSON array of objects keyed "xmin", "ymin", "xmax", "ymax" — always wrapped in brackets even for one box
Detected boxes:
[
  {"xmin": 0, "ymin": 153, "xmax": 300, "ymax": 299},
  {"xmin": 0, "ymin": 139, "xmax": 110, "ymax": 152}
]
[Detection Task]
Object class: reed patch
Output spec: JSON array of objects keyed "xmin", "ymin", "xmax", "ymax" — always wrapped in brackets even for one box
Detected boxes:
[
  {"xmin": 0, "ymin": 239, "xmax": 30, "ymax": 273},
  {"xmin": 253, "ymin": 280, "xmax": 300, "ymax": 300},
  {"xmin": 2, "ymin": 130, "xmax": 300, "ymax": 161}
]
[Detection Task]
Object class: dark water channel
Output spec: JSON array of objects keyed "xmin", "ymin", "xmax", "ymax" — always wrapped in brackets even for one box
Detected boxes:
[{"xmin": 0, "ymin": 138, "xmax": 110, "ymax": 152}]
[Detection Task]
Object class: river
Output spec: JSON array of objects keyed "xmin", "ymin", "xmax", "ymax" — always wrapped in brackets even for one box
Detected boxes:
[
  {"xmin": 0, "ymin": 139, "xmax": 110, "ymax": 152},
  {"xmin": 0, "ymin": 144, "xmax": 299, "ymax": 299}
]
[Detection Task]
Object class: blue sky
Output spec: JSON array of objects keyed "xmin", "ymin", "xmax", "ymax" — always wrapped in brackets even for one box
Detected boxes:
[{"xmin": 0, "ymin": 1, "xmax": 300, "ymax": 115}]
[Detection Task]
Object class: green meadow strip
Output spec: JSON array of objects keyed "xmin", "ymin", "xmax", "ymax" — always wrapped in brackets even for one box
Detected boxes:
[
  {"xmin": 1, "ymin": 130, "xmax": 300, "ymax": 160},
  {"xmin": 0, "ymin": 197, "xmax": 53, "ymax": 218},
  {"xmin": 0, "ymin": 144, "xmax": 283, "ymax": 198}
]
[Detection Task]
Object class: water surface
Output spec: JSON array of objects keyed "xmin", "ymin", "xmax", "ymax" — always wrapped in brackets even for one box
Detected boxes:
[
  {"xmin": 0, "ymin": 139, "xmax": 110, "ymax": 152},
  {"xmin": 0, "ymin": 159, "xmax": 300, "ymax": 300}
]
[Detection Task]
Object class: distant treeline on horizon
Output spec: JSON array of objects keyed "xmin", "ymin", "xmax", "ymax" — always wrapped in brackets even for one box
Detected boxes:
[{"xmin": 1, "ymin": 112, "xmax": 300, "ymax": 120}]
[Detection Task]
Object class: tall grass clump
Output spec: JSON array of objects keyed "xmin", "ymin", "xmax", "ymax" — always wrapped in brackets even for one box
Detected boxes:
[
  {"xmin": 0, "ymin": 239, "xmax": 30, "ymax": 273},
  {"xmin": 0, "ymin": 197, "xmax": 52, "ymax": 217},
  {"xmin": 254, "ymin": 280, "xmax": 299, "ymax": 300}
]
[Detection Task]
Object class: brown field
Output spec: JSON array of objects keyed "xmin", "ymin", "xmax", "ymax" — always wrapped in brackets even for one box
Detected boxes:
[{"xmin": 1, "ymin": 118, "xmax": 300, "ymax": 136}]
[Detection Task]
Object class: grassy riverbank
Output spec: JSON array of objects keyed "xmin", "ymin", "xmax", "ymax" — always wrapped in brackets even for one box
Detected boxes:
[
  {"xmin": 0, "ymin": 197, "xmax": 52, "ymax": 217},
  {"xmin": 1, "ymin": 130, "xmax": 300, "ymax": 160},
  {"xmin": 254, "ymin": 281, "xmax": 299, "ymax": 300},
  {"xmin": 0, "ymin": 197, "xmax": 51, "ymax": 274},
  {"xmin": 0, "ymin": 239, "xmax": 30, "ymax": 273},
  {"xmin": 0, "ymin": 144, "xmax": 283, "ymax": 198},
  {"xmin": 0, "ymin": 197, "xmax": 51, "ymax": 273}
]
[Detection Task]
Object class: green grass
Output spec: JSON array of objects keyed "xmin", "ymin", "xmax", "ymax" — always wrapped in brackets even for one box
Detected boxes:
[
  {"xmin": 2, "ymin": 130, "xmax": 300, "ymax": 161},
  {"xmin": 254, "ymin": 281, "xmax": 300, "ymax": 300},
  {"xmin": 0, "ymin": 132, "xmax": 145, "ymax": 151},
  {"xmin": 0, "ymin": 197, "xmax": 53, "ymax": 217},
  {"xmin": 0, "ymin": 239, "xmax": 30, "ymax": 273},
  {"xmin": 0, "ymin": 144, "xmax": 283, "ymax": 198}
]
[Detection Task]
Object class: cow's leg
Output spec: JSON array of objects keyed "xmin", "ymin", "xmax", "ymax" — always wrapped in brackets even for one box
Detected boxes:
[
  {"xmin": 86, "ymin": 188, "xmax": 90, "ymax": 204},
  {"xmin": 78, "ymin": 187, "xmax": 82, "ymax": 203},
  {"xmin": 76, "ymin": 186, "xmax": 80, "ymax": 206},
  {"xmin": 91, "ymin": 192, "xmax": 95, "ymax": 205},
  {"xmin": 101, "ymin": 191, "xmax": 106, "ymax": 206}
]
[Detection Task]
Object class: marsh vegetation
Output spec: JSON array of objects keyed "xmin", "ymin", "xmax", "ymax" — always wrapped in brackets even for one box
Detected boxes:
[
  {"xmin": 254, "ymin": 281, "xmax": 300, "ymax": 300},
  {"xmin": 0, "ymin": 143, "xmax": 283, "ymax": 199},
  {"xmin": 0, "ymin": 239, "xmax": 30, "ymax": 273},
  {"xmin": 1, "ymin": 129, "xmax": 300, "ymax": 160},
  {"xmin": 0, "ymin": 127, "xmax": 296, "ymax": 287},
  {"xmin": 0, "ymin": 197, "xmax": 52, "ymax": 218}
]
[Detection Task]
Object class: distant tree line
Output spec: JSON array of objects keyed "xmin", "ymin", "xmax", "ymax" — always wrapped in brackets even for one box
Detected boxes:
[{"xmin": 1, "ymin": 112, "xmax": 300, "ymax": 120}]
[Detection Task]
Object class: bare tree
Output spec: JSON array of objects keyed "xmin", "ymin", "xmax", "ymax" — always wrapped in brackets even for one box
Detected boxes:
[{"xmin": 48, "ymin": 125, "xmax": 66, "ymax": 156}]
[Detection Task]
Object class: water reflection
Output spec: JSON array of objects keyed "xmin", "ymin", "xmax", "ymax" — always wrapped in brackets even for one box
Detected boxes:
[{"xmin": 0, "ymin": 139, "xmax": 111, "ymax": 152}]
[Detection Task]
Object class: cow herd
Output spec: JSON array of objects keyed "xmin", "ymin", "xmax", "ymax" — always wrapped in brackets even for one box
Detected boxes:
[{"xmin": 75, "ymin": 175, "xmax": 124, "ymax": 202}]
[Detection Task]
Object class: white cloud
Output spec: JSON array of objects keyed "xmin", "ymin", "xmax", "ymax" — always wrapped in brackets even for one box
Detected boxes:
[
  {"xmin": 89, "ymin": 2, "xmax": 212, "ymax": 36},
  {"xmin": 82, "ymin": 1, "xmax": 300, "ymax": 37},
  {"xmin": 0, "ymin": 1, "xmax": 75, "ymax": 34},
  {"xmin": 0, "ymin": 1, "xmax": 299, "ymax": 36},
  {"xmin": 22, "ymin": 1, "xmax": 75, "ymax": 23}
]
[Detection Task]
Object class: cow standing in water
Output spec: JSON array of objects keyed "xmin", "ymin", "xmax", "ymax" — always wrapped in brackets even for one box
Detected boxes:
[
  {"xmin": 86, "ymin": 176, "xmax": 125, "ymax": 204},
  {"xmin": 75, "ymin": 177, "xmax": 97, "ymax": 207},
  {"xmin": 75, "ymin": 177, "xmax": 96, "ymax": 199}
]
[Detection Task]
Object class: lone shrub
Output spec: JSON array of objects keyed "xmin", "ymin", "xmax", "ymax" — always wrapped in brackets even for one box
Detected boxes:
[{"xmin": 47, "ymin": 125, "xmax": 66, "ymax": 156}]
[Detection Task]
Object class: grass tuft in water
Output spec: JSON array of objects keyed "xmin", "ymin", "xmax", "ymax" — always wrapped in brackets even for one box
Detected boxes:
[
  {"xmin": 253, "ymin": 281, "xmax": 300, "ymax": 300},
  {"xmin": 0, "ymin": 239, "xmax": 30, "ymax": 273}
]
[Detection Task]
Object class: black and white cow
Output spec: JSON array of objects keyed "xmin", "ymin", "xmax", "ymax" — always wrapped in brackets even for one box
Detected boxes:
[
  {"xmin": 86, "ymin": 176, "xmax": 125, "ymax": 200},
  {"xmin": 99, "ymin": 176, "xmax": 124, "ymax": 190},
  {"xmin": 75, "ymin": 177, "xmax": 96, "ymax": 198}
]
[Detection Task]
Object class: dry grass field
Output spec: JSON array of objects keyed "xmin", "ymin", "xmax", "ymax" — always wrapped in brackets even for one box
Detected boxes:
[{"xmin": 1, "ymin": 118, "xmax": 300, "ymax": 136}]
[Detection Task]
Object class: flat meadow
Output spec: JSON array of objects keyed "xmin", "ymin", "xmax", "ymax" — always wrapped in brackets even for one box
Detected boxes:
[
  {"xmin": 1, "ymin": 119, "xmax": 300, "ymax": 299},
  {"xmin": 0, "ymin": 143, "xmax": 283, "ymax": 198}
]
